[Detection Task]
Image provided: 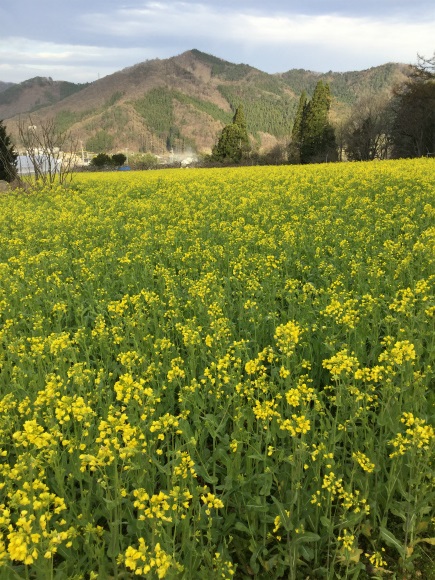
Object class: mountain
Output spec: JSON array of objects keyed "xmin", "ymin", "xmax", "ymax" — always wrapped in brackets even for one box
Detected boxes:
[
  {"xmin": 2, "ymin": 50, "xmax": 410, "ymax": 155},
  {"xmin": 0, "ymin": 77, "xmax": 88, "ymax": 119},
  {"xmin": 277, "ymin": 63, "xmax": 410, "ymax": 121},
  {"xmin": 0, "ymin": 81, "xmax": 15, "ymax": 94}
]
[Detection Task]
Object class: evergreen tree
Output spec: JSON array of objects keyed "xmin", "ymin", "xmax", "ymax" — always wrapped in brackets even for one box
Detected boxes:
[
  {"xmin": 232, "ymin": 105, "xmax": 250, "ymax": 150},
  {"xmin": 91, "ymin": 153, "xmax": 112, "ymax": 167},
  {"xmin": 111, "ymin": 153, "xmax": 127, "ymax": 166},
  {"xmin": 212, "ymin": 124, "xmax": 244, "ymax": 163},
  {"xmin": 288, "ymin": 91, "xmax": 307, "ymax": 163},
  {"xmin": 300, "ymin": 81, "xmax": 337, "ymax": 163},
  {"xmin": 0, "ymin": 120, "xmax": 18, "ymax": 182},
  {"xmin": 212, "ymin": 105, "xmax": 250, "ymax": 163}
]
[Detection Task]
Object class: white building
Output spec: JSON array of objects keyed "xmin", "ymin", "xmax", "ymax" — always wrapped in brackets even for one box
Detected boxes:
[{"xmin": 17, "ymin": 155, "xmax": 62, "ymax": 176}]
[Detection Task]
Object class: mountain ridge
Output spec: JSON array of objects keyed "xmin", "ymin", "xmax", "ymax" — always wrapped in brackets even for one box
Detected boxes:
[
  {"xmin": 0, "ymin": 80, "xmax": 15, "ymax": 94},
  {"xmin": 2, "ymin": 49, "xmax": 410, "ymax": 154}
]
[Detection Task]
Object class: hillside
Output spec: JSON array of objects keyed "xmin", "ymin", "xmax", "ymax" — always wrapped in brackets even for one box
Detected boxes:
[
  {"xmin": 278, "ymin": 63, "xmax": 410, "ymax": 120},
  {"xmin": 0, "ymin": 77, "xmax": 88, "ymax": 119},
  {"xmin": 0, "ymin": 81, "xmax": 15, "ymax": 94},
  {"xmin": 2, "ymin": 50, "xmax": 410, "ymax": 155}
]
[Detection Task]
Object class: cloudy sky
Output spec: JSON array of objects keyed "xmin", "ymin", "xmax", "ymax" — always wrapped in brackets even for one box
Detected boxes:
[{"xmin": 1, "ymin": 1, "xmax": 434, "ymax": 83}]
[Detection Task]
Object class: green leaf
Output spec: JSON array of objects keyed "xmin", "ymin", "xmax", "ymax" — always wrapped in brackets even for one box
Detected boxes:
[
  {"xmin": 299, "ymin": 544, "xmax": 314, "ymax": 561},
  {"xmin": 247, "ymin": 453, "xmax": 265, "ymax": 461},
  {"xmin": 349, "ymin": 562, "xmax": 366, "ymax": 578},
  {"xmin": 223, "ymin": 474, "xmax": 234, "ymax": 489},
  {"xmin": 263, "ymin": 554, "xmax": 280, "ymax": 571},
  {"xmin": 271, "ymin": 496, "xmax": 293, "ymax": 531},
  {"xmin": 249, "ymin": 544, "xmax": 262, "ymax": 574},
  {"xmin": 294, "ymin": 532, "xmax": 321, "ymax": 544},
  {"xmin": 102, "ymin": 497, "xmax": 121, "ymax": 509},
  {"xmin": 259, "ymin": 473, "xmax": 273, "ymax": 496},
  {"xmin": 379, "ymin": 526, "xmax": 405, "ymax": 558},
  {"xmin": 390, "ymin": 507, "xmax": 407, "ymax": 522},
  {"xmin": 360, "ymin": 522, "xmax": 372, "ymax": 538},
  {"xmin": 246, "ymin": 502, "xmax": 266, "ymax": 511},
  {"xmin": 234, "ymin": 521, "xmax": 252, "ymax": 535},
  {"xmin": 107, "ymin": 521, "xmax": 120, "ymax": 558},
  {"xmin": 195, "ymin": 466, "xmax": 218, "ymax": 484},
  {"xmin": 320, "ymin": 516, "xmax": 332, "ymax": 529}
]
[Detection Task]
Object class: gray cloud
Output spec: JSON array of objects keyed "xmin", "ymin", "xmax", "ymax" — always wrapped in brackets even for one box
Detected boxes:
[{"xmin": 1, "ymin": 1, "xmax": 433, "ymax": 82}]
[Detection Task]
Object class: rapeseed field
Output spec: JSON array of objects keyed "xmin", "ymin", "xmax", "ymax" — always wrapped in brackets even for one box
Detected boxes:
[{"xmin": 0, "ymin": 159, "xmax": 434, "ymax": 579}]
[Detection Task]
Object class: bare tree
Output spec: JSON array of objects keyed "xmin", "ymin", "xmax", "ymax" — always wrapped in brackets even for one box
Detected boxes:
[
  {"xmin": 343, "ymin": 94, "xmax": 393, "ymax": 161},
  {"xmin": 17, "ymin": 116, "xmax": 79, "ymax": 186},
  {"xmin": 415, "ymin": 52, "xmax": 435, "ymax": 79},
  {"xmin": 390, "ymin": 53, "xmax": 435, "ymax": 158}
]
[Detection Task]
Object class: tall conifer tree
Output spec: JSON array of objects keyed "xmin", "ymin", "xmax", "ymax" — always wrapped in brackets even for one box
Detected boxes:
[
  {"xmin": 288, "ymin": 82, "xmax": 337, "ymax": 165},
  {"xmin": 300, "ymin": 81, "xmax": 337, "ymax": 163},
  {"xmin": 212, "ymin": 105, "xmax": 250, "ymax": 163},
  {"xmin": 232, "ymin": 105, "xmax": 250, "ymax": 156},
  {"xmin": 288, "ymin": 91, "xmax": 307, "ymax": 163},
  {"xmin": 0, "ymin": 120, "xmax": 17, "ymax": 182}
]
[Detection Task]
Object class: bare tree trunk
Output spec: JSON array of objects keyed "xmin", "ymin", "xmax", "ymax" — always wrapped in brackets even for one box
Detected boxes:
[{"xmin": 17, "ymin": 115, "xmax": 79, "ymax": 187}]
